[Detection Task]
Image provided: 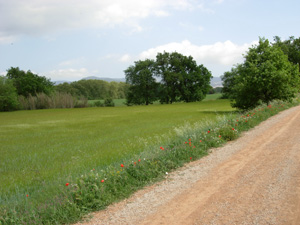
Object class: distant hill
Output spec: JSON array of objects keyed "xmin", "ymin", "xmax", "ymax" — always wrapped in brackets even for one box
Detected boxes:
[{"xmin": 81, "ymin": 76, "xmax": 126, "ymax": 82}]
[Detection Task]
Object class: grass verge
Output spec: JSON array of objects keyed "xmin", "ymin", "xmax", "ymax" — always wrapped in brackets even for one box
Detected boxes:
[{"xmin": 0, "ymin": 99, "xmax": 299, "ymax": 224}]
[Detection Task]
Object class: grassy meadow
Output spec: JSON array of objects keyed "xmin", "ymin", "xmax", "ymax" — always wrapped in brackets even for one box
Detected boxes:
[
  {"xmin": 0, "ymin": 95, "xmax": 232, "ymax": 199},
  {"xmin": 1, "ymin": 94, "xmax": 299, "ymax": 224}
]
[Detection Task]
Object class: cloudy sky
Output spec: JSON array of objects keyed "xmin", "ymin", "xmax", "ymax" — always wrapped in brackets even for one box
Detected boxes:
[{"xmin": 0, "ymin": 0, "xmax": 299, "ymax": 81}]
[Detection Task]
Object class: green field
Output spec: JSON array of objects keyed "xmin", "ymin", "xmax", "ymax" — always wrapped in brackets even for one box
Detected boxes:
[
  {"xmin": 0, "ymin": 96, "xmax": 233, "ymax": 203},
  {"xmin": 88, "ymin": 93, "xmax": 222, "ymax": 107}
]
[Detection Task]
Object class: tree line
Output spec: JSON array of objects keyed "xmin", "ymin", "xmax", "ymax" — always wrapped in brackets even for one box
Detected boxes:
[
  {"xmin": 125, "ymin": 51, "xmax": 212, "ymax": 105},
  {"xmin": 0, "ymin": 67, "xmax": 130, "ymax": 111},
  {"xmin": 55, "ymin": 80, "xmax": 129, "ymax": 100},
  {"xmin": 221, "ymin": 36, "xmax": 300, "ymax": 110}
]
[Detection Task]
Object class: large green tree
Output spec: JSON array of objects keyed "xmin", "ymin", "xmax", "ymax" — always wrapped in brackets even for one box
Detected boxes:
[
  {"xmin": 273, "ymin": 36, "xmax": 300, "ymax": 72},
  {"xmin": 155, "ymin": 52, "xmax": 212, "ymax": 103},
  {"xmin": 223, "ymin": 38, "xmax": 300, "ymax": 110},
  {"xmin": 125, "ymin": 59, "xmax": 158, "ymax": 105},
  {"xmin": 6, "ymin": 67, "xmax": 54, "ymax": 97},
  {"xmin": 0, "ymin": 76, "xmax": 19, "ymax": 111}
]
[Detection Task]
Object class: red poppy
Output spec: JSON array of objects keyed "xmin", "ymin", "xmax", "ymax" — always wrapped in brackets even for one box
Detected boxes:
[
  {"xmin": 26, "ymin": 194, "xmax": 29, "ymax": 197},
  {"xmin": 207, "ymin": 130, "xmax": 210, "ymax": 133},
  {"xmin": 189, "ymin": 138, "xmax": 191, "ymax": 141},
  {"xmin": 134, "ymin": 162, "xmax": 136, "ymax": 165},
  {"xmin": 66, "ymin": 183, "xmax": 69, "ymax": 186},
  {"xmin": 190, "ymin": 157, "xmax": 192, "ymax": 160},
  {"xmin": 232, "ymin": 128, "xmax": 235, "ymax": 130},
  {"xmin": 199, "ymin": 140, "xmax": 202, "ymax": 143},
  {"xmin": 121, "ymin": 164, "xmax": 124, "ymax": 167},
  {"xmin": 185, "ymin": 141, "xmax": 187, "ymax": 144},
  {"xmin": 138, "ymin": 159, "xmax": 141, "ymax": 162},
  {"xmin": 219, "ymin": 135, "xmax": 221, "ymax": 138},
  {"xmin": 101, "ymin": 180, "xmax": 104, "ymax": 183}
]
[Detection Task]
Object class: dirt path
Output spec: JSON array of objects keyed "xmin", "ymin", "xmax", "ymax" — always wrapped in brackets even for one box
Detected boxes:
[{"xmin": 78, "ymin": 105, "xmax": 300, "ymax": 225}]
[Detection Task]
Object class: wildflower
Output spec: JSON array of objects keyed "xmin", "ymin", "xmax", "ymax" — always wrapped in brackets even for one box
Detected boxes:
[
  {"xmin": 121, "ymin": 164, "xmax": 124, "ymax": 168},
  {"xmin": 219, "ymin": 135, "xmax": 221, "ymax": 138},
  {"xmin": 185, "ymin": 141, "xmax": 187, "ymax": 144},
  {"xmin": 66, "ymin": 183, "xmax": 69, "ymax": 186},
  {"xmin": 232, "ymin": 128, "xmax": 235, "ymax": 130},
  {"xmin": 190, "ymin": 157, "xmax": 192, "ymax": 160},
  {"xmin": 199, "ymin": 140, "xmax": 202, "ymax": 143},
  {"xmin": 193, "ymin": 146, "xmax": 196, "ymax": 148},
  {"xmin": 160, "ymin": 146, "xmax": 164, "ymax": 150},
  {"xmin": 101, "ymin": 180, "xmax": 104, "ymax": 183},
  {"xmin": 207, "ymin": 130, "xmax": 210, "ymax": 133},
  {"xmin": 26, "ymin": 194, "xmax": 29, "ymax": 197},
  {"xmin": 245, "ymin": 120, "xmax": 248, "ymax": 122},
  {"xmin": 189, "ymin": 138, "xmax": 191, "ymax": 141},
  {"xmin": 134, "ymin": 162, "xmax": 136, "ymax": 165},
  {"xmin": 138, "ymin": 159, "xmax": 141, "ymax": 162},
  {"xmin": 166, "ymin": 172, "xmax": 168, "ymax": 175}
]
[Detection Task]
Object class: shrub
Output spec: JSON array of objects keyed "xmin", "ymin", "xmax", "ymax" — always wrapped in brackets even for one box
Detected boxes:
[
  {"xmin": 104, "ymin": 98, "xmax": 115, "ymax": 107},
  {"xmin": 93, "ymin": 100, "xmax": 104, "ymax": 107},
  {"xmin": 0, "ymin": 76, "xmax": 19, "ymax": 111}
]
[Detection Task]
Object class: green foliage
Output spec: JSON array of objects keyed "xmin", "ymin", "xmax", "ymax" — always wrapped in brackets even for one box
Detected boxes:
[
  {"xmin": 125, "ymin": 59, "xmax": 159, "ymax": 105},
  {"xmin": 124, "ymin": 52, "xmax": 212, "ymax": 105},
  {"xmin": 156, "ymin": 52, "xmax": 212, "ymax": 103},
  {"xmin": 0, "ymin": 76, "xmax": 19, "ymax": 111},
  {"xmin": 222, "ymin": 38, "xmax": 300, "ymax": 110},
  {"xmin": 55, "ymin": 80, "xmax": 130, "ymax": 100},
  {"xmin": 6, "ymin": 67, "xmax": 54, "ymax": 97},
  {"xmin": 104, "ymin": 98, "xmax": 115, "ymax": 107},
  {"xmin": 273, "ymin": 36, "xmax": 300, "ymax": 72}
]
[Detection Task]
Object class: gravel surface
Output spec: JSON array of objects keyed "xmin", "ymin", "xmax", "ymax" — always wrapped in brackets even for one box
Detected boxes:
[{"xmin": 77, "ymin": 105, "xmax": 300, "ymax": 225}]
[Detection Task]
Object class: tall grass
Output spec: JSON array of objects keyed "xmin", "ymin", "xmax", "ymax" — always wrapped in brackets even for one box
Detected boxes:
[
  {"xmin": 18, "ymin": 92, "xmax": 88, "ymax": 110},
  {"xmin": 1, "ymin": 98, "xmax": 298, "ymax": 224}
]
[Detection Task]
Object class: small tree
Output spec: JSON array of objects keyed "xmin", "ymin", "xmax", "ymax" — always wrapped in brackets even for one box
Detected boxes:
[
  {"xmin": 125, "ymin": 59, "xmax": 159, "ymax": 105},
  {"xmin": 223, "ymin": 38, "xmax": 300, "ymax": 110},
  {"xmin": 0, "ymin": 76, "xmax": 19, "ymax": 111}
]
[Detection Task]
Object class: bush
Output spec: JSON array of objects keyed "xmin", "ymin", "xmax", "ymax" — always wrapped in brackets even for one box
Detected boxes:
[
  {"xmin": 0, "ymin": 76, "xmax": 19, "ymax": 111},
  {"xmin": 94, "ymin": 100, "xmax": 104, "ymax": 107},
  {"xmin": 104, "ymin": 98, "xmax": 115, "ymax": 107}
]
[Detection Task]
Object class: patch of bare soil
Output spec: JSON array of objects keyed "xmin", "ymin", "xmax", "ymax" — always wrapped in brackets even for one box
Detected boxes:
[{"xmin": 77, "ymin": 105, "xmax": 300, "ymax": 225}]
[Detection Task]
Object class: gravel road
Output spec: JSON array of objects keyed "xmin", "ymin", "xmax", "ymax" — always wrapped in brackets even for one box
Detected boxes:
[{"xmin": 78, "ymin": 105, "xmax": 300, "ymax": 225}]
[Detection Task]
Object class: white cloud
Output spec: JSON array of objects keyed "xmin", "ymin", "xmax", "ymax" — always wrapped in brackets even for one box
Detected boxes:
[
  {"xmin": 120, "ymin": 54, "xmax": 131, "ymax": 62},
  {"xmin": 43, "ymin": 68, "xmax": 89, "ymax": 81},
  {"xmin": 139, "ymin": 39, "xmax": 258, "ymax": 76},
  {"xmin": 0, "ymin": 0, "xmax": 199, "ymax": 41}
]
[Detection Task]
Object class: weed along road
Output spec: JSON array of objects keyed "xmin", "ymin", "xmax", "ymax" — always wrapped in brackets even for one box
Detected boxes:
[{"xmin": 78, "ymin": 105, "xmax": 300, "ymax": 225}]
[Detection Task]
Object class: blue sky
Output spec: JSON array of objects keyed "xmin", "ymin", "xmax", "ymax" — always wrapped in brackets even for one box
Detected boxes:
[{"xmin": 0, "ymin": 0, "xmax": 299, "ymax": 82}]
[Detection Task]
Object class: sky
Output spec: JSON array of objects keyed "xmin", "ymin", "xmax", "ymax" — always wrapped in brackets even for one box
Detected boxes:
[{"xmin": 0, "ymin": 0, "xmax": 299, "ymax": 82}]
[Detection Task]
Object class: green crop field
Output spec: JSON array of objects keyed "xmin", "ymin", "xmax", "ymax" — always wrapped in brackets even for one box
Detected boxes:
[{"xmin": 0, "ymin": 98, "xmax": 233, "ymax": 211}]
